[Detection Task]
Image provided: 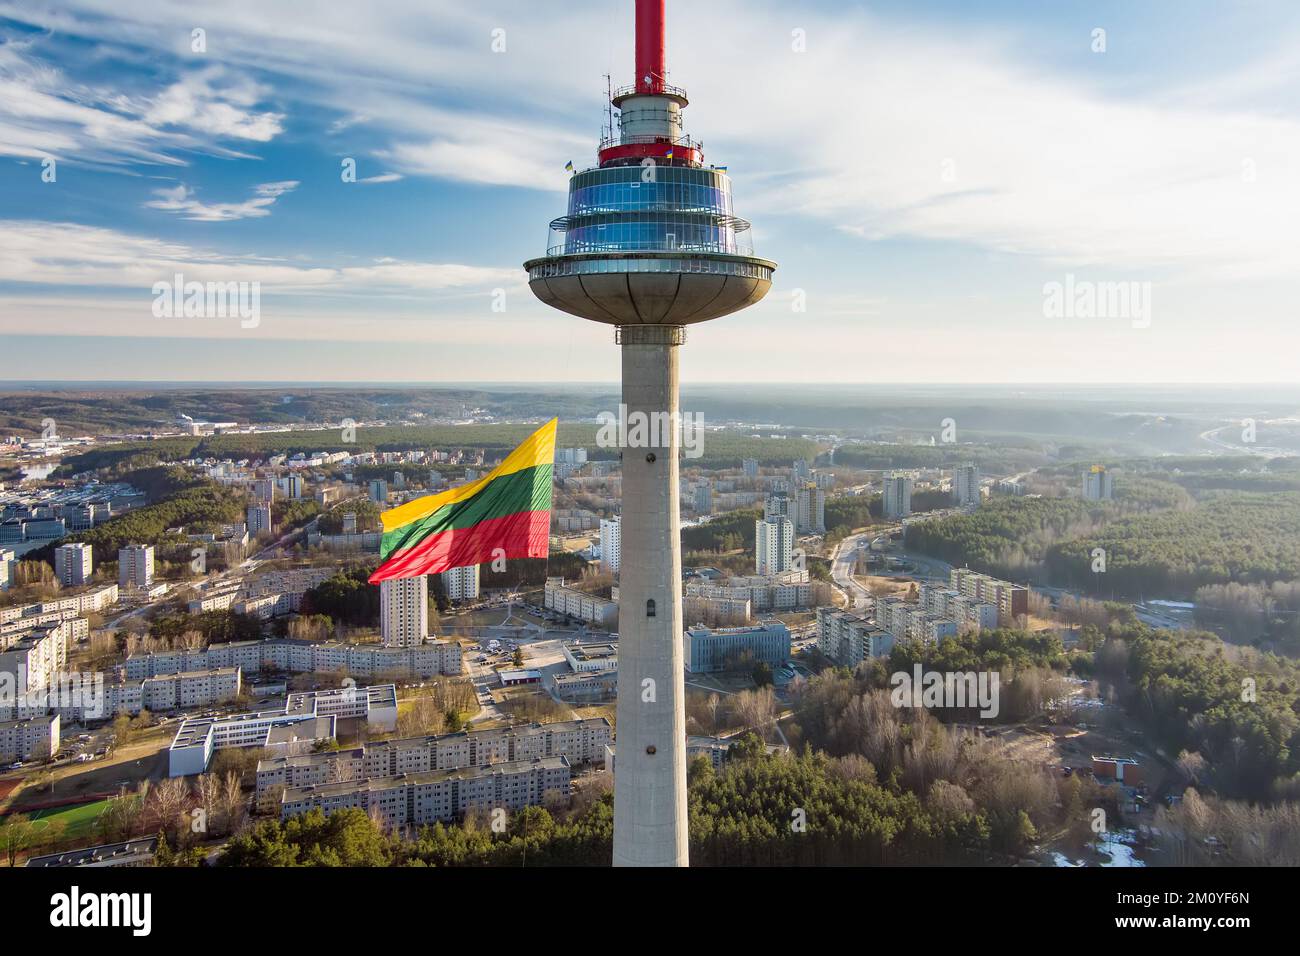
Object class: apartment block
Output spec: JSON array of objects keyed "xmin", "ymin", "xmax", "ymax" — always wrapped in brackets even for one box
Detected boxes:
[
  {"xmin": 816, "ymin": 606, "xmax": 895, "ymax": 667},
  {"xmin": 118, "ymin": 544, "xmax": 154, "ymax": 590},
  {"xmin": 256, "ymin": 717, "xmax": 610, "ymax": 807},
  {"xmin": 754, "ymin": 516, "xmax": 794, "ymax": 575},
  {"xmin": 881, "ymin": 473, "xmax": 913, "ymax": 519},
  {"xmin": 599, "ymin": 517, "xmax": 621, "ymax": 574},
  {"xmin": 381, "ymin": 575, "xmax": 428, "ymax": 647},
  {"xmin": 0, "ymin": 713, "xmax": 59, "ymax": 762},
  {"xmin": 54, "ymin": 543, "xmax": 93, "ymax": 586},
  {"xmin": 280, "ymin": 756, "xmax": 571, "ymax": 829},
  {"xmin": 125, "ymin": 637, "xmax": 461, "ymax": 683},
  {"xmin": 543, "ymin": 578, "xmax": 618, "ymax": 627},
  {"xmin": 440, "ymin": 564, "xmax": 480, "ymax": 602},
  {"xmin": 948, "ymin": 569, "xmax": 1029, "ymax": 625}
]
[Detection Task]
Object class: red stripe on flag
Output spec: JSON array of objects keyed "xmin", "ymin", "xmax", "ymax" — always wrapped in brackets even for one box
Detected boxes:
[{"xmin": 367, "ymin": 509, "xmax": 551, "ymax": 583}]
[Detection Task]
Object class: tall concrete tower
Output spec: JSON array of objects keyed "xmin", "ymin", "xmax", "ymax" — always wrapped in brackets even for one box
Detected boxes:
[{"xmin": 525, "ymin": 0, "xmax": 775, "ymax": 867}]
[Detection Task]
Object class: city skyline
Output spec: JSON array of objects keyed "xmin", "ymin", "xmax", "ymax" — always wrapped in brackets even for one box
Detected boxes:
[{"xmin": 3, "ymin": 0, "xmax": 1299, "ymax": 383}]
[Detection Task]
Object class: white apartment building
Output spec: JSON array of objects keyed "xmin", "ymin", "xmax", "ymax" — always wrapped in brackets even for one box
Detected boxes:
[
  {"xmin": 881, "ymin": 474, "xmax": 914, "ymax": 519},
  {"xmin": 754, "ymin": 516, "xmax": 794, "ymax": 575},
  {"xmin": 118, "ymin": 544, "xmax": 155, "ymax": 590},
  {"xmin": 125, "ymin": 636, "xmax": 462, "ymax": 684},
  {"xmin": 441, "ymin": 564, "xmax": 480, "ymax": 602},
  {"xmin": 919, "ymin": 583, "xmax": 999, "ymax": 631},
  {"xmin": 686, "ymin": 569, "xmax": 811, "ymax": 613},
  {"xmin": 599, "ymin": 517, "xmax": 621, "ymax": 574},
  {"xmin": 380, "ymin": 575, "xmax": 428, "ymax": 647},
  {"xmin": 0, "ymin": 624, "xmax": 68, "ymax": 698},
  {"xmin": 816, "ymin": 607, "xmax": 894, "ymax": 667},
  {"xmin": 952, "ymin": 464, "xmax": 981, "ymax": 507},
  {"xmin": 54, "ymin": 543, "xmax": 93, "ymax": 587},
  {"xmin": 280, "ymin": 756, "xmax": 571, "ymax": 829},
  {"xmin": 0, "ymin": 547, "xmax": 14, "ymax": 591},
  {"xmin": 543, "ymin": 578, "xmax": 618, "ymax": 627},
  {"xmin": 0, "ymin": 713, "xmax": 59, "ymax": 762},
  {"xmin": 875, "ymin": 597, "xmax": 960, "ymax": 645},
  {"xmin": 948, "ymin": 569, "xmax": 1030, "ymax": 625},
  {"xmin": 793, "ymin": 481, "xmax": 826, "ymax": 534},
  {"xmin": 257, "ymin": 717, "xmax": 610, "ymax": 806}
]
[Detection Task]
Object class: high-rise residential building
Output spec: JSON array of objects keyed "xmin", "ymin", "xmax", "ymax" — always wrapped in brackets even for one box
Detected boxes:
[
  {"xmin": 441, "ymin": 565, "xmax": 480, "ymax": 602},
  {"xmin": 392, "ymin": 471, "xmax": 406, "ymax": 490},
  {"xmin": 764, "ymin": 490, "xmax": 793, "ymax": 521},
  {"xmin": 792, "ymin": 459, "xmax": 811, "ymax": 481},
  {"xmin": 54, "ymin": 543, "xmax": 92, "ymax": 586},
  {"xmin": 599, "ymin": 517, "xmax": 622, "ymax": 574},
  {"xmin": 952, "ymin": 464, "xmax": 981, "ymax": 507},
  {"xmin": 755, "ymin": 517, "xmax": 794, "ymax": 575},
  {"xmin": 693, "ymin": 481, "xmax": 712, "ymax": 515},
  {"xmin": 557, "ymin": 447, "xmax": 588, "ymax": 466},
  {"xmin": 793, "ymin": 481, "xmax": 826, "ymax": 534},
  {"xmin": 1082, "ymin": 465, "xmax": 1114, "ymax": 501},
  {"xmin": 881, "ymin": 474, "xmax": 913, "ymax": 519},
  {"xmin": 118, "ymin": 544, "xmax": 155, "ymax": 590},
  {"xmin": 247, "ymin": 503, "xmax": 273, "ymax": 536},
  {"xmin": 251, "ymin": 478, "xmax": 276, "ymax": 503},
  {"xmin": 0, "ymin": 547, "xmax": 12, "ymax": 591},
  {"xmin": 369, "ymin": 479, "xmax": 388, "ymax": 504},
  {"xmin": 380, "ymin": 576, "xmax": 428, "ymax": 647},
  {"xmin": 279, "ymin": 475, "xmax": 303, "ymax": 499},
  {"xmin": 742, "ymin": 458, "xmax": 759, "ymax": 479},
  {"xmin": 342, "ymin": 512, "xmax": 358, "ymax": 534}
]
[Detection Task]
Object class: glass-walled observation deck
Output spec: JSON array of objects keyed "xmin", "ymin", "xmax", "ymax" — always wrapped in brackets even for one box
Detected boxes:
[{"xmin": 545, "ymin": 165, "xmax": 753, "ymax": 257}]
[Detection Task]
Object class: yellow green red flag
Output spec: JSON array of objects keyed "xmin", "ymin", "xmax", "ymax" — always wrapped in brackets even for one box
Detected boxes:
[{"xmin": 368, "ymin": 418, "xmax": 557, "ymax": 583}]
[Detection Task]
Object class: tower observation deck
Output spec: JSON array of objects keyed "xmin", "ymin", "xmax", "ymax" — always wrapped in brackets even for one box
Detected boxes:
[
  {"xmin": 524, "ymin": 1, "xmax": 774, "ymax": 325},
  {"xmin": 524, "ymin": 0, "xmax": 776, "ymax": 868}
]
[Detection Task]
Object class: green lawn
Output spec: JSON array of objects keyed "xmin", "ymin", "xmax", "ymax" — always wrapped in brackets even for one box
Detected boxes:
[{"xmin": 27, "ymin": 797, "xmax": 121, "ymax": 839}]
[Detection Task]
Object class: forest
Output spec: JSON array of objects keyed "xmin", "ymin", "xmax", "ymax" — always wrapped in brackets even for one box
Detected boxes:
[{"xmin": 26, "ymin": 466, "xmax": 246, "ymax": 570}]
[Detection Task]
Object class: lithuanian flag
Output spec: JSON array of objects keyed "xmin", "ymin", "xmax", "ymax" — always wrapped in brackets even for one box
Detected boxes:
[{"xmin": 368, "ymin": 419, "xmax": 557, "ymax": 584}]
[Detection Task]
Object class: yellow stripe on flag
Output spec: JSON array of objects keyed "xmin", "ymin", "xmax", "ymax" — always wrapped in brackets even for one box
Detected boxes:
[{"xmin": 379, "ymin": 418, "xmax": 558, "ymax": 533}]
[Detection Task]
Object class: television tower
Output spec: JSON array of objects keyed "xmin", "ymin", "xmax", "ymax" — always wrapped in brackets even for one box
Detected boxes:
[{"xmin": 524, "ymin": 0, "xmax": 775, "ymax": 866}]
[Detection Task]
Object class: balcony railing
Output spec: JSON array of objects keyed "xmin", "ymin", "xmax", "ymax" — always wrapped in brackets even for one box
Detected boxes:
[
  {"xmin": 544, "ymin": 237, "xmax": 754, "ymax": 257},
  {"xmin": 612, "ymin": 82, "xmax": 689, "ymax": 101},
  {"xmin": 597, "ymin": 133, "xmax": 702, "ymax": 154}
]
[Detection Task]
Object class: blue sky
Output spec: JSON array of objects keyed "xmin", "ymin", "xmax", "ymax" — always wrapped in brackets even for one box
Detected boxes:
[{"xmin": 1, "ymin": 0, "xmax": 1298, "ymax": 383}]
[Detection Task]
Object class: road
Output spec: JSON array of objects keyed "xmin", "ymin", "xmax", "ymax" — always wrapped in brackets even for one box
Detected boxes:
[{"xmin": 829, "ymin": 531, "xmax": 873, "ymax": 609}]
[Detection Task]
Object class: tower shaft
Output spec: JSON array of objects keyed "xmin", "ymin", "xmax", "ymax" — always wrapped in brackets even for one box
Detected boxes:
[{"xmin": 612, "ymin": 324, "xmax": 689, "ymax": 867}]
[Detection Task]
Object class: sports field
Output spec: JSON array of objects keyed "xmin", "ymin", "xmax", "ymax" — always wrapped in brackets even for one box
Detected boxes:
[{"xmin": 24, "ymin": 797, "xmax": 122, "ymax": 840}]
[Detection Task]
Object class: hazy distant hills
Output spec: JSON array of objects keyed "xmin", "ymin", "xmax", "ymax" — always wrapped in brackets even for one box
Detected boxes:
[{"xmin": 1, "ymin": 383, "xmax": 1297, "ymax": 458}]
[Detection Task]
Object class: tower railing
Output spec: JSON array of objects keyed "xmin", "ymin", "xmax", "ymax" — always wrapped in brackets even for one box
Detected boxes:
[
  {"xmin": 597, "ymin": 133, "xmax": 702, "ymax": 153},
  {"xmin": 611, "ymin": 82, "xmax": 689, "ymax": 101}
]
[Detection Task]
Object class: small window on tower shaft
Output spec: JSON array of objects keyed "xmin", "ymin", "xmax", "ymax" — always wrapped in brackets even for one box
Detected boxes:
[{"xmin": 646, "ymin": 599, "xmax": 656, "ymax": 618}]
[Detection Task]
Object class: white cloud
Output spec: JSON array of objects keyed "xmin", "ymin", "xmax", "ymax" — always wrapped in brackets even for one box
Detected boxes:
[
  {"xmin": 0, "ymin": 220, "xmax": 522, "ymax": 293},
  {"xmin": 5, "ymin": 0, "xmax": 1298, "ymax": 277},
  {"xmin": 144, "ymin": 180, "xmax": 299, "ymax": 221},
  {"xmin": 144, "ymin": 69, "xmax": 284, "ymax": 141}
]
